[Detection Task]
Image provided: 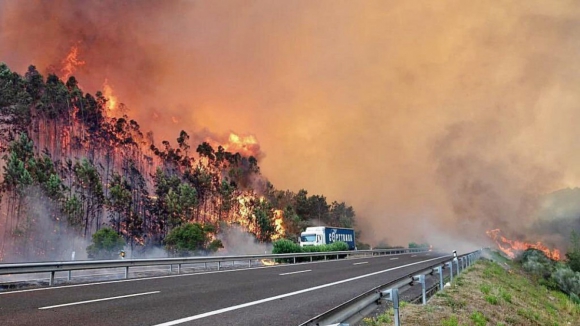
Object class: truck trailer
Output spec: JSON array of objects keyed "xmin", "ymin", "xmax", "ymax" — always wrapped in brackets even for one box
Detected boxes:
[{"xmin": 299, "ymin": 226, "xmax": 356, "ymax": 250}]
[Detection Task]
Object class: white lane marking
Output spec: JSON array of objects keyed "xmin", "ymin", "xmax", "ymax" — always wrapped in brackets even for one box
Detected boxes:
[
  {"xmin": 38, "ymin": 291, "xmax": 160, "ymax": 310},
  {"xmin": 0, "ymin": 263, "xmax": 308, "ymax": 295},
  {"xmin": 353, "ymin": 262, "xmax": 368, "ymax": 265},
  {"xmin": 411, "ymin": 255, "xmax": 417, "ymax": 257},
  {"xmin": 153, "ymin": 257, "xmax": 444, "ymax": 326},
  {"xmin": 1, "ymin": 253, "xmax": 449, "ymax": 295},
  {"xmin": 390, "ymin": 258, "xmax": 399, "ymax": 260},
  {"xmin": 279, "ymin": 270, "xmax": 311, "ymax": 276}
]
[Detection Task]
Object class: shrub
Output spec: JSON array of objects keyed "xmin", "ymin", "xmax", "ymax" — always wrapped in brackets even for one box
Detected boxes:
[
  {"xmin": 409, "ymin": 242, "xmax": 430, "ymax": 248},
  {"xmin": 272, "ymin": 239, "xmax": 301, "ymax": 254},
  {"xmin": 272, "ymin": 239, "xmax": 302, "ymax": 262},
  {"xmin": 165, "ymin": 223, "xmax": 222, "ymax": 256},
  {"xmin": 299, "ymin": 245, "xmax": 326, "ymax": 261},
  {"xmin": 271, "ymin": 240, "xmax": 350, "ymax": 262},
  {"xmin": 520, "ymin": 249, "xmax": 553, "ymax": 277},
  {"xmin": 328, "ymin": 241, "xmax": 349, "ymax": 252},
  {"xmin": 539, "ymin": 277, "xmax": 560, "ymax": 291},
  {"xmin": 208, "ymin": 239, "xmax": 224, "ymax": 252},
  {"xmin": 86, "ymin": 227, "xmax": 125, "ymax": 259},
  {"xmin": 566, "ymin": 231, "xmax": 580, "ymax": 273},
  {"xmin": 551, "ymin": 264, "xmax": 580, "ymax": 296},
  {"xmin": 571, "ymin": 293, "xmax": 580, "ymax": 305}
]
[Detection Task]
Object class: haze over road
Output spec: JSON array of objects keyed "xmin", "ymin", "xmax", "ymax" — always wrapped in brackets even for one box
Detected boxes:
[{"xmin": 1, "ymin": 252, "xmax": 449, "ymax": 325}]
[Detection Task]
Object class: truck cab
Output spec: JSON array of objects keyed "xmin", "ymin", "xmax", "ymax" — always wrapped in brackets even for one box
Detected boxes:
[{"xmin": 299, "ymin": 226, "xmax": 326, "ymax": 247}]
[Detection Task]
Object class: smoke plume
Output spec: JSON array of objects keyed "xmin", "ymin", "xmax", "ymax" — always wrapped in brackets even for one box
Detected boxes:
[{"xmin": 2, "ymin": 1, "xmax": 580, "ymax": 251}]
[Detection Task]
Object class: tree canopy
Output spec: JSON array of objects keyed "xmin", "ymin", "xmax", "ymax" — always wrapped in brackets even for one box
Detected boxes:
[{"xmin": 0, "ymin": 62, "xmax": 362, "ymax": 262}]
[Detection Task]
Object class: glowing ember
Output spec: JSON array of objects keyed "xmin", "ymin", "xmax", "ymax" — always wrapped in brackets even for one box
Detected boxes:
[
  {"xmin": 486, "ymin": 229, "xmax": 561, "ymax": 260},
  {"xmin": 60, "ymin": 45, "xmax": 85, "ymax": 81}
]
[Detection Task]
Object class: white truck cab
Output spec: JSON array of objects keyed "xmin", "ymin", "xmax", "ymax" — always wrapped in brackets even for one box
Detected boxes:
[{"xmin": 299, "ymin": 226, "xmax": 326, "ymax": 247}]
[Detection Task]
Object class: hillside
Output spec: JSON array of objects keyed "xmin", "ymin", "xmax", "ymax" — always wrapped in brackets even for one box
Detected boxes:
[
  {"xmin": 0, "ymin": 62, "xmax": 360, "ymax": 262},
  {"xmin": 363, "ymin": 253, "xmax": 580, "ymax": 325}
]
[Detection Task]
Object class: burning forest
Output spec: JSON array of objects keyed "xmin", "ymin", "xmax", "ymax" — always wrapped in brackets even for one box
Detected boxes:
[
  {"xmin": 2, "ymin": 1, "xmax": 580, "ymax": 263},
  {"xmin": 0, "ymin": 59, "xmax": 357, "ymax": 262}
]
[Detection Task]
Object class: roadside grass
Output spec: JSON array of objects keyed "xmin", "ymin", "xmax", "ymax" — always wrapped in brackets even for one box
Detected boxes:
[{"xmin": 362, "ymin": 254, "xmax": 580, "ymax": 325}]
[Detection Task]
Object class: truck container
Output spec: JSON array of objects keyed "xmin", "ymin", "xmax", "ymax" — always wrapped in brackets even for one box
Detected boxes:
[{"xmin": 299, "ymin": 226, "xmax": 356, "ymax": 250}]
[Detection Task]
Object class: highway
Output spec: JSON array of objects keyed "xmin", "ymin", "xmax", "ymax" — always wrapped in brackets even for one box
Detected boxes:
[{"xmin": 0, "ymin": 252, "xmax": 450, "ymax": 326}]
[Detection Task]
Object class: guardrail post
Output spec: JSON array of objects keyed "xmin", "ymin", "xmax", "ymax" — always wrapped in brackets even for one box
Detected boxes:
[
  {"xmin": 434, "ymin": 266, "xmax": 443, "ymax": 290},
  {"xmin": 413, "ymin": 274, "xmax": 426, "ymax": 305},
  {"xmin": 218, "ymin": 261, "xmax": 221, "ymax": 271},
  {"xmin": 68, "ymin": 270, "xmax": 72, "ymax": 281},
  {"xmin": 249, "ymin": 259, "xmax": 252, "ymax": 268},
  {"xmin": 446, "ymin": 261, "xmax": 453, "ymax": 283},
  {"xmin": 382, "ymin": 288, "xmax": 401, "ymax": 326},
  {"xmin": 49, "ymin": 271, "xmax": 55, "ymax": 286},
  {"xmin": 293, "ymin": 257, "xmax": 296, "ymax": 264},
  {"xmin": 170, "ymin": 264, "xmax": 173, "ymax": 273},
  {"xmin": 178, "ymin": 264, "xmax": 181, "ymax": 274},
  {"xmin": 125, "ymin": 266, "xmax": 129, "ymax": 279},
  {"xmin": 454, "ymin": 258, "xmax": 459, "ymax": 275}
]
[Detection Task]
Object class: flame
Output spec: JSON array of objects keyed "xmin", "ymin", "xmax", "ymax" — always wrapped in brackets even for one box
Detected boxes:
[
  {"xmin": 224, "ymin": 133, "xmax": 260, "ymax": 157},
  {"xmin": 60, "ymin": 45, "xmax": 85, "ymax": 81},
  {"xmin": 486, "ymin": 229, "xmax": 561, "ymax": 260},
  {"xmin": 261, "ymin": 259, "xmax": 277, "ymax": 266},
  {"xmin": 231, "ymin": 194, "xmax": 286, "ymax": 241},
  {"xmin": 102, "ymin": 79, "xmax": 118, "ymax": 116},
  {"xmin": 271, "ymin": 209, "xmax": 286, "ymax": 241}
]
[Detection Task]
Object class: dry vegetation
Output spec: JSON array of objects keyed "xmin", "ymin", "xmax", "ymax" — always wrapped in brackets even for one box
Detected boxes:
[{"xmin": 363, "ymin": 253, "xmax": 580, "ymax": 326}]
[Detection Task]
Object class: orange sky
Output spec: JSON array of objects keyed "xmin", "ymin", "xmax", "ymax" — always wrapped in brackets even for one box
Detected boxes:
[{"xmin": 2, "ymin": 0, "xmax": 580, "ymax": 250}]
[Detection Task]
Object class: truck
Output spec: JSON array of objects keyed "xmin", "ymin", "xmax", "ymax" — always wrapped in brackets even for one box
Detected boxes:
[{"xmin": 299, "ymin": 226, "xmax": 356, "ymax": 250}]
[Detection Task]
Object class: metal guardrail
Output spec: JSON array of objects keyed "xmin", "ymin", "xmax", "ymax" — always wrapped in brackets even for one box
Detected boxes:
[
  {"xmin": 0, "ymin": 247, "xmax": 428, "ymax": 286},
  {"xmin": 301, "ymin": 250, "xmax": 483, "ymax": 326}
]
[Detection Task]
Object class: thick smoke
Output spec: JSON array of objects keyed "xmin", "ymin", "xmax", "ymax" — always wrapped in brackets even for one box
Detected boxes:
[
  {"xmin": 0, "ymin": 186, "xmax": 91, "ymax": 262},
  {"xmin": 2, "ymin": 1, "xmax": 580, "ymax": 251},
  {"xmin": 217, "ymin": 225, "xmax": 272, "ymax": 255}
]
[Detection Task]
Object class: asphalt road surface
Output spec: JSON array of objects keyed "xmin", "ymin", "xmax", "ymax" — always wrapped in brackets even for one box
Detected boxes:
[{"xmin": 0, "ymin": 252, "xmax": 450, "ymax": 326}]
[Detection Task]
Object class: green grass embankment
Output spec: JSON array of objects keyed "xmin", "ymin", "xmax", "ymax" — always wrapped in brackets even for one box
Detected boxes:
[{"xmin": 363, "ymin": 253, "xmax": 580, "ymax": 326}]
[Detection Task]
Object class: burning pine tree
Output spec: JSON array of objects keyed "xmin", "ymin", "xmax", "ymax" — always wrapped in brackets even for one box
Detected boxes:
[{"xmin": 0, "ymin": 62, "xmax": 358, "ymax": 262}]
